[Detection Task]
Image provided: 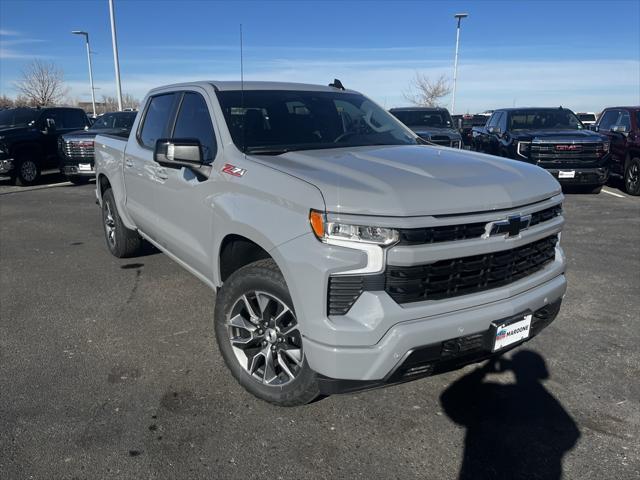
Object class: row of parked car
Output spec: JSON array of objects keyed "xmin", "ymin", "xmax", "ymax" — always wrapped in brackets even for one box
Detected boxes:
[
  {"xmin": 389, "ymin": 105, "xmax": 640, "ymax": 195},
  {"xmin": 0, "ymin": 101, "xmax": 638, "ymax": 195},
  {"xmin": 0, "ymin": 107, "xmax": 136, "ymax": 185}
]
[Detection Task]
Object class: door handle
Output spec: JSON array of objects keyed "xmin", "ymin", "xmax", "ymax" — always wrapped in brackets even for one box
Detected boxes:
[{"xmin": 125, "ymin": 158, "xmax": 134, "ymax": 168}]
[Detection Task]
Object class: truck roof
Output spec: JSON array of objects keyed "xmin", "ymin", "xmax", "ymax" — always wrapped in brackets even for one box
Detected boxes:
[
  {"xmin": 148, "ymin": 81, "xmax": 358, "ymax": 95},
  {"xmin": 389, "ymin": 107, "xmax": 450, "ymax": 112}
]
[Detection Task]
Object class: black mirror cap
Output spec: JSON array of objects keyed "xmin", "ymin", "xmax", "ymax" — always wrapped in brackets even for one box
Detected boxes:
[
  {"xmin": 45, "ymin": 118, "xmax": 56, "ymax": 131},
  {"xmin": 154, "ymin": 138, "xmax": 203, "ymax": 168}
]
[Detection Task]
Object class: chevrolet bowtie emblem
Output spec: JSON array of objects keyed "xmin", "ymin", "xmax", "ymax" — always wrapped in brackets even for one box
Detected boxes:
[{"xmin": 482, "ymin": 214, "xmax": 532, "ymax": 239}]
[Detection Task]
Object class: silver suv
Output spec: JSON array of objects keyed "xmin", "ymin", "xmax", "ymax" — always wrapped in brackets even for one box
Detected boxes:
[{"xmin": 95, "ymin": 81, "xmax": 566, "ymax": 406}]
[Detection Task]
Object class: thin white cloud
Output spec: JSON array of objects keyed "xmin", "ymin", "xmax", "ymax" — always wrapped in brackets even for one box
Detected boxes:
[{"xmin": 0, "ymin": 29, "xmax": 19, "ymax": 36}]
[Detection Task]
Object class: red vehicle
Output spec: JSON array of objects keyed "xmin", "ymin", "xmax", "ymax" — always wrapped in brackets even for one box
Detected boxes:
[{"xmin": 593, "ymin": 106, "xmax": 640, "ymax": 195}]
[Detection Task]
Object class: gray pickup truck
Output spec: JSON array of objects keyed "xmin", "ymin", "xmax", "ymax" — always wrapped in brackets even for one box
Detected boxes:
[{"xmin": 95, "ymin": 81, "xmax": 566, "ymax": 406}]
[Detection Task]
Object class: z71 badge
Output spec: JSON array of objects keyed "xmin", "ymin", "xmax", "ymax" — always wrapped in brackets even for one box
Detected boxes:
[{"xmin": 222, "ymin": 164, "xmax": 247, "ymax": 177}]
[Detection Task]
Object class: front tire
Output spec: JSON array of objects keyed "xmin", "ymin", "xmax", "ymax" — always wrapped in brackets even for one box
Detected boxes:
[
  {"xmin": 624, "ymin": 157, "xmax": 640, "ymax": 196},
  {"xmin": 214, "ymin": 259, "xmax": 320, "ymax": 406},
  {"xmin": 69, "ymin": 176, "xmax": 91, "ymax": 185},
  {"xmin": 101, "ymin": 188, "xmax": 142, "ymax": 258}
]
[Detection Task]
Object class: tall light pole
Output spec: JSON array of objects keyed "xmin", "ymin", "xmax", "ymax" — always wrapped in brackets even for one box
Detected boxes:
[
  {"xmin": 108, "ymin": 0, "xmax": 123, "ymax": 111},
  {"xmin": 450, "ymin": 12, "xmax": 468, "ymax": 115},
  {"xmin": 72, "ymin": 31, "xmax": 96, "ymax": 117}
]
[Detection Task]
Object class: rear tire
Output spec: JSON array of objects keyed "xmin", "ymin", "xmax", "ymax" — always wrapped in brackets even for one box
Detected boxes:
[
  {"xmin": 214, "ymin": 259, "xmax": 320, "ymax": 406},
  {"xmin": 624, "ymin": 157, "xmax": 640, "ymax": 196},
  {"xmin": 101, "ymin": 188, "xmax": 142, "ymax": 258}
]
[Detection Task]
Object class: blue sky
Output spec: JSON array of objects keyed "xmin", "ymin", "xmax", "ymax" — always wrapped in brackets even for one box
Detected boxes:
[{"xmin": 1, "ymin": 0, "xmax": 639, "ymax": 113}]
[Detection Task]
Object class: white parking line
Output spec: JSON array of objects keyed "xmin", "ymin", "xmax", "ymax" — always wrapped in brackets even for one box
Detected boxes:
[{"xmin": 601, "ymin": 188, "xmax": 626, "ymax": 198}]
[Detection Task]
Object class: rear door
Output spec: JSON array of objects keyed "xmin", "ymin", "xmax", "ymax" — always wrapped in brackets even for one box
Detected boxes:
[
  {"xmin": 124, "ymin": 92, "xmax": 179, "ymax": 237},
  {"xmin": 151, "ymin": 89, "xmax": 220, "ymax": 279}
]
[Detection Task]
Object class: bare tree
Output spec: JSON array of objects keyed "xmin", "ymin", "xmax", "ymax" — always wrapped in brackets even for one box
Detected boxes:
[
  {"xmin": 13, "ymin": 95, "xmax": 36, "ymax": 108},
  {"xmin": 100, "ymin": 93, "xmax": 140, "ymax": 113},
  {"xmin": 0, "ymin": 95, "xmax": 14, "ymax": 109},
  {"xmin": 403, "ymin": 73, "xmax": 452, "ymax": 107},
  {"xmin": 13, "ymin": 60, "xmax": 68, "ymax": 107}
]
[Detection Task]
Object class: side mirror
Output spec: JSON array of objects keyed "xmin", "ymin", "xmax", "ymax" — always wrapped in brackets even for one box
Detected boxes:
[
  {"xmin": 154, "ymin": 138, "xmax": 203, "ymax": 168},
  {"xmin": 44, "ymin": 118, "xmax": 56, "ymax": 133},
  {"xmin": 487, "ymin": 126, "xmax": 502, "ymax": 135},
  {"xmin": 611, "ymin": 124, "xmax": 629, "ymax": 134}
]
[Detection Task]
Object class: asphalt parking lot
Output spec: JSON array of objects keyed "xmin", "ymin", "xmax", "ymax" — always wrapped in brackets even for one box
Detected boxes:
[{"xmin": 1, "ymin": 173, "xmax": 638, "ymax": 480}]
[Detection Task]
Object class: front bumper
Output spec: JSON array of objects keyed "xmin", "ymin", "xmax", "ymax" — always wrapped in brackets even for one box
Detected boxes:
[
  {"xmin": 546, "ymin": 167, "xmax": 608, "ymax": 186},
  {"xmin": 317, "ymin": 298, "xmax": 562, "ymax": 394},
  {"xmin": 61, "ymin": 164, "xmax": 95, "ymax": 177},
  {"xmin": 0, "ymin": 158, "xmax": 14, "ymax": 175}
]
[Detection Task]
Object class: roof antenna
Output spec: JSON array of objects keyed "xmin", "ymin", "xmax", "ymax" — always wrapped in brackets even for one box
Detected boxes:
[
  {"xmin": 329, "ymin": 78, "xmax": 345, "ymax": 90},
  {"xmin": 240, "ymin": 23, "xmax": 246, "ymax": 154}
]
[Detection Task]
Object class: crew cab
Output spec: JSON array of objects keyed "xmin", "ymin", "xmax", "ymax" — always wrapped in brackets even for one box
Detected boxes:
[
  {"xmin": 58, "ymin": 111, "xmax": 137, "ymax": 184},
  {"xmin": 473, "ymin": 107, "xmax": 611, "ymax": 193},
  {"xmin": 0, "ymin": 107, "xmax": 90, "ymax": 185},
  {"xmin": 95, "ymin": 81, "xmax": 566, "ymax": 406},
  {"xmin": 592, "ymin": 106, "xmax": 640, "ymax": 195},
  {"xmin": 390, "ymin": 107, "xmax": 462, "ymax": 148}
]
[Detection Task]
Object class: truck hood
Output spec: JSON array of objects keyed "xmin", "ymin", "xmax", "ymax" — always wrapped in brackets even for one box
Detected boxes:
[
  {"xmin": 512, "ymin": 129, "xmax": 606, "ymax": 142},
  {"xmin": 62, "ymin": 128, "xmax": 127, "ymax": 140},
  {"xmin": 253, "ymin": 145, "xmax": 561, "ymax": 216}
]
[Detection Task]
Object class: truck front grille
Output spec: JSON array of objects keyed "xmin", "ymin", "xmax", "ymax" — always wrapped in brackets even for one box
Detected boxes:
[
  {"xmin": 397, "ymin": 204, "xmax": 561, "ymax": 246},
  {"xmin": 530, "ymin": 142, "xmax": 605, "ymax": 163},
  {"xmin": 63, "ymin": 140, "xmax": 94, "ymax": 160},
  {"xmin": 385, "ymin": 235, "xmax": 557, "ymax": 304},
  {"xmin": 427, "ymin": 135, "xmax": 452, "ymax": 146}
]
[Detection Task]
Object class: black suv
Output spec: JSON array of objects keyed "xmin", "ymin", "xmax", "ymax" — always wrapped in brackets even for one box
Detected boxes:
[
  {"xmin": 472, "ymin": 107, "xmax": 611, "ymax": 193},
  {"xmin": 0, "ymin": 107, "xmax": 90, "ymax": 185},
  {"xmin": 58, "ymin": 111, "xmax": 137, "ymax": 184},
  {"xmin": 390, "ymin": 107, "xmax": 462, "ymax": 148}
]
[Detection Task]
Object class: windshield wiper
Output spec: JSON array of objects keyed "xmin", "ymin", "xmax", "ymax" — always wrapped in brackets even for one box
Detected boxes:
[{"xmin": 245, "ymin": 147, "xmax": 296, "ymax": 155}]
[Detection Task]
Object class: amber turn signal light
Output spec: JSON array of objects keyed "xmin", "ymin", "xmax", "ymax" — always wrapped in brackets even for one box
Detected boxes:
[{"xmin": 309, "ymin": 210, "xmax": 325, "ymax": 239}]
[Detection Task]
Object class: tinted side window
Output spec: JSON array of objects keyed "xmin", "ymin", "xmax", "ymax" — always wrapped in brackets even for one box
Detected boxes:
[
  {"xmin": 63, "ymin": 109, "xmax": 88, "ymax": 129},
  {"xmin": 172, "ymin": 92, "xmax": 217, "ymax": 164},
  {"xmin": 139, "ymin": 93, "xmax": 177, "ymax": 148},
  {"xmin": 618, "ymin": 111, "xmax": 631, "ymax": 130},
  {"xmin": 598, "ymin": 110, "xmax": 619, "ymax": 131},
  {"xmin": 498, "ymin": 112, "xmax": 507, "ymax": 132}
]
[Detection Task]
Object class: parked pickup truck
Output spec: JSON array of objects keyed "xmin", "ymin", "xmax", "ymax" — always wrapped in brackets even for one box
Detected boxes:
[
  {"xmin": 95, "ymin": 81, "xmax": 566, "ymax": 406},
  {"xmin": 0, "ymin": 106, "xmax": 90, "ymax": 185},
  {"xmin": 58, "ymin": 111, "xmax": 137, "ymax": 184},
  {"xmin": 390, "ymin": 107, "xmax": 462, "ymax": 148},
  {"xmin": 592, "ymin": 106, "xmax": 640, "ymax": 195},
  {"xmin": 472, "ymin": 107, "xmax": 611, "ymax": 193}
]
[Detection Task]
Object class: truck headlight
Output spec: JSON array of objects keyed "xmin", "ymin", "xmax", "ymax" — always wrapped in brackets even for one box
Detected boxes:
[
  {"xmin": 310, "ymin": 210, "xmax": 398, "ymax": 245},
  {"xmin": 452, "ymin": 140, "xmax": 462, "ymax": 149},
  {"xmin": 517, "ymin": 141, "xmax": 531, "ymax": 158},
  {"xmin": 602, "ymin": 141, "xmax": 610, "ymax": 153}
]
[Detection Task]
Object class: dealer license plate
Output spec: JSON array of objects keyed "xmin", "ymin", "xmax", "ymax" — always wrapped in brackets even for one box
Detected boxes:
[
  {"xmin": 78, "ymin": 163, "xmax": 92, "ymax": 172},
  {"xmin": 558, "ymin": 170, "xmax": 576, "ymax": 179},
  {"xmin": 492, "ymin": 314, "xmax": 532, "ymax": 352}
]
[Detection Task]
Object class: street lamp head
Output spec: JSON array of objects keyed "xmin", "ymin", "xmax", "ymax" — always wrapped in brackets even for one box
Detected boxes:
[
  {"xmin": 454, "ymin": 13, "xmax": 469, "ymax": 19},
  {"xmin": 72, "ymin": 30, "xmax": 88, "ymax": 37}
]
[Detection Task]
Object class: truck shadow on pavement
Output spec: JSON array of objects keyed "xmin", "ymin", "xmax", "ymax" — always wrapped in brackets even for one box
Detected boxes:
[{"xmin": 440, "ymin": 350, "xmax": 580, "ymax": 480}]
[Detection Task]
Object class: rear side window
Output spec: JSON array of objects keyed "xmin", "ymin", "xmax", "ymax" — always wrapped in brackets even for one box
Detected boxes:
[
  {"xmin": 62, "ymin": 109, "xmax": 88, "ymax": 129},
  {"xmin": 139, "ymin": 93, "xmax": 177, "ymax": 148},
  {"xmin": 172, "ymin": 92, "xmax": 217, "ymax": 164}
]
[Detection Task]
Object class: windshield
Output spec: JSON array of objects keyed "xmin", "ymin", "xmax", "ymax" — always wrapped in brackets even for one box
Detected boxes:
[
  {"xmin": 89, "ymin": 112, "xmax": 137, "ymax": 131},
  {"xmin": 216, "ymin": 90, "xmax": 417, "ymax": 154},
  {"xmin": 509, "ymin": 109, "xmax": 583, "ymax": 130},
  {"xmin": 0, "ymin": 109, "xmax": 39, "ymax": 129},
  {"xmin": 391, "ymin": 110, "xmax": 453, "ymax": 128},
  {"xmin": 577, "ymin": 113, "xmax": 596, "ymax": 122}
]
